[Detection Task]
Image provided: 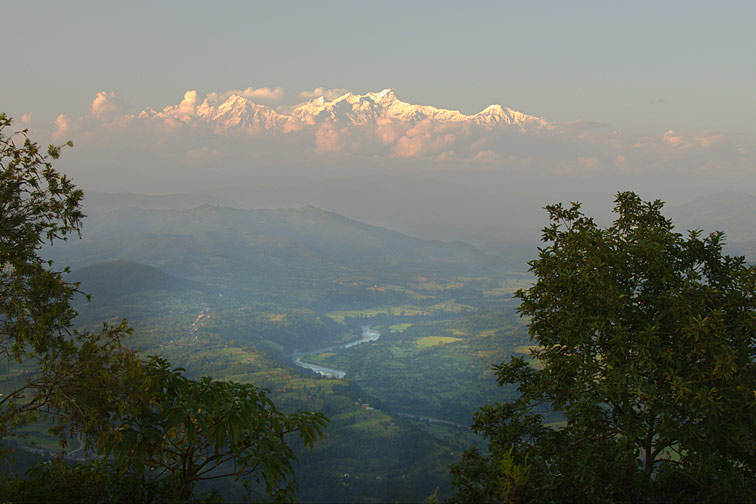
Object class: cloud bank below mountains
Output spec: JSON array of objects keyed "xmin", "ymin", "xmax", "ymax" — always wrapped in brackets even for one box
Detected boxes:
[
  {"xmin": 36, "ymin": 87, "xmax": 755, "ymax": 246},
  {"xmin": 49, "ymin": 87, "xmax": 751, "ymax": 171}
]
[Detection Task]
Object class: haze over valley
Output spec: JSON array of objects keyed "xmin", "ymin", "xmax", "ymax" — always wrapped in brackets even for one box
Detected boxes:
[{"xmin": 2, "ymin": 2, "xmax": 754, "ymax": 501}]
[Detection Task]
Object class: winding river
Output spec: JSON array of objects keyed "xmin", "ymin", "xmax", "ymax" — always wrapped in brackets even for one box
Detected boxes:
[
  {"xmin": 291, "ymin": 327, "xmax": 470, "ymax": 429},
  {"xmin": 292, "ymin": 326, "xmax": 380, "ymax": 378}
]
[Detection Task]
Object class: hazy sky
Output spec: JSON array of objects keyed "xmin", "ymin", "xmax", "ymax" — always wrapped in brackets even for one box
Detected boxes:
[
  {"xmin": 2, "ymin": 1, "xmax": 755, "ymax": 246},
  {"xmin": 5, "ymin": 0, "xmax": 754, "ymax": 135}
]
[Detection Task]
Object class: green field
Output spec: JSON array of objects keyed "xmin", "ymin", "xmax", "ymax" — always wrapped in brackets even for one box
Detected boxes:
[
  {"xmin": 11, "ymin": 217, "xmax": 535, "ymax": 502},
  {"xmin": 389, "ymin": 322, "xmax": 414, "ymax": 332},
  {"xmin": 326, "ymin": 301, "xmax": 477, "ymax": 324},
  {"xmin": 415, "ymin": 335, "xmax": 463, "ymax": 348}
]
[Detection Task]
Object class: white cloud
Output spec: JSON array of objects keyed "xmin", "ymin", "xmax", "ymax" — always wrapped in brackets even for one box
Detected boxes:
[
  {"xmin": 664, "ymin": 129, "xmax": 686, "ymax": 148},
  {"xmin": 239, "ymin": 87, "xmax": 284, "ymax": 102},
  {"xmin": 315, "ymin": 124, "xmax": 350, "ymax": 153},
  {"xmin": 695, "ymin": 132, "xmax": 724, "ymax": 148},
  {"xmin": 89, "ymin": 91, "xmax": 123, "ymax": 119},
  {"xmin": 393, "ymin": 121, "xmax": 461, "ymax": 158},
  {"xmin": 150, "ymin": 90, "xmax": 200, "ymax": 129},
  {"xmin": 20, "ymin": 113, "xmax": 32, "ymax": 124},
  {"xmin": 435, "ymin": 150, "xmax": 456, "ymax": 161},
  {"xmin": 664, "ymin": 129, "xmax": 726, "ymax": 151},
  {"xmin": 51, "ymin": 114, "xmax": 70, "ymax": 141},
  {"xmin": 42, "ymin": 87, "xmax": 754, "ymax": 193},
  {"xmin": 178, "ymin": 90, "xmax": 198, "ymax": 116},
  {"xmin": 375, "ymin": 119, "xmax": 401, "ymax": 145},
  {"xmin": 204, "ymin": 87, "xmax": 284, "ymax": 106},
  {"xmin": 299, "ymin": 87, "xmax": 349, "ymax": 101},
  {"xmin": 473, "ymin": 149, "xmax": 501, "ymax": 163}
]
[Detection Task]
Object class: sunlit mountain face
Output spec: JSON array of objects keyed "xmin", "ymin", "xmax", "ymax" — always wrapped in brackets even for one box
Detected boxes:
[
  {"xmin": 58, "ymin": 85, "xmax": 751, "ymax": 172},
  {"xmin": 137, "ymin": 88, "xmax": 550, "ymax": 132},
  {"xmin": 42, "ymin": 86, "xmax": 754, "ymax": 251},
  {"xmin": 123, "ymin": 88, "xmax": 553, "ymax": 161}
]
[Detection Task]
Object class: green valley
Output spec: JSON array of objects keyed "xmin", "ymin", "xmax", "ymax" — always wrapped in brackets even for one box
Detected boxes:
[{"xmin": 6, "ymin": 199, "xmax": 534, "ymax": 502}]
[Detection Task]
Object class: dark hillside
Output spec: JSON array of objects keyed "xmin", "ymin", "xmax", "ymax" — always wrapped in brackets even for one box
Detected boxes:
[
  {"xmin": 69, "ymin": 260, "xmax": 203, "ymax": 301},
  {"xmin": 73, "ymin": 204, "xmax": 494, "ymax": 270}
]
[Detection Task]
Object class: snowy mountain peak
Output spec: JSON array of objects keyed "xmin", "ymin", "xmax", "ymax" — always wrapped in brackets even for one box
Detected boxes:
[
  {"xmin": 138, "ymin": 88, "xmax": 548, "ymax": 131},
  {"xmin": 196, "ymin": 94, "xmax": 287, "ymax": 129},
  {"xmin": 369, "ymin": 89, "xmax": 397, "ymax": 102},
  {"xmin": 480, "ymin": 104, "xmax": 505, "ymax": 114},
  {"xmin": 473, "ymin": 104, "xmax": 545, "ymax": 127}
]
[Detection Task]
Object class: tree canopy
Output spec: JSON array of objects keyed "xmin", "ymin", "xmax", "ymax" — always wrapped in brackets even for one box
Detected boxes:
[
  {"xmin": 101, "ymin": 357, "xmax": 327, "ymax": 501},
  {"xmin": 450, "ymin": 192, "xmax": 756, "ymax": 503},
  {"xmin": 0, "ymin": 111, "xmax": 124, "ymax": 440},
  {"xmin": 0, "ymin": 113, "xmax": 327, "ymax": 502}
]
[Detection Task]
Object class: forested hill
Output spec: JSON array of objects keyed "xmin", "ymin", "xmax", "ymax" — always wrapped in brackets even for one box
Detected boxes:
[
  {"xmin": 51, "ymin": 204, "xmax": 498, "ymax": 274},
  {"xmin": 68, "ymin": 260, "xmax": 204, "ymax": 301}
]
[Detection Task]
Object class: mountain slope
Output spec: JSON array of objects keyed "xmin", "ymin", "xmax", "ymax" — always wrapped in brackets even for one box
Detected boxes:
[
  {"xmin": 667, "ymin": 191, "xmax": 756, "ymax": 243},
  {"xmin": 68, "ymin": 204, "xmax": 493, "ymax": 269},
  {"xmin": 69, "ymin": 260, "xmax": 203, "ymax": 301}
]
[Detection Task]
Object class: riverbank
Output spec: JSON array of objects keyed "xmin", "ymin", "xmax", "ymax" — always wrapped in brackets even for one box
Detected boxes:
[{"xmin": 292, "ymin": 326, "xmax": 379, "ymax": 378}]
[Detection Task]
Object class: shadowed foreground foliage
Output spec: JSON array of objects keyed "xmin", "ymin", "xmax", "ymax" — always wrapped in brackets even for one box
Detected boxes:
[
  {"xmin": 450, "ymin": 192, "xmax": 756, "ymax": 503},
  {"xmin": 0, "ymin": 113, "xmax": 327, "ymax": 502}
]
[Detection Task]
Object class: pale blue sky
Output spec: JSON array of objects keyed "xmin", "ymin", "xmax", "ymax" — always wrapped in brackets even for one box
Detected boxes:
[{"xmin": 3, "ymin": 0, "xmax": 755, "ymax": 136}]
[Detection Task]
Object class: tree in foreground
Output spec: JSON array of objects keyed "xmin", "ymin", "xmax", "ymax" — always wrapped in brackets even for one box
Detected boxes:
[
  {"xmin": 0, "ymin": 113, "xmax": 327, "ymax": 502},
  {"xmin": 450, "ymin": 192, "xmax": 756, "ymax": 503},
  {"xmin": 5, "ymin": 357, "xmax": 328, "ymax": 502},
  {"xmin": 100, "ymin": 357, "xmax": 327, "ymax": 501},
  {"xmin": 0, "ymin": 112, "xmax": 135, "ymax": 444}
]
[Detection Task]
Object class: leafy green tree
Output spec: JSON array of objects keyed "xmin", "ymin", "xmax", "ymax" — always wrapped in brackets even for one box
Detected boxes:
[
  {"xmin": 450, "ymin": 192, "xmax": 756, "ymax": 503},
  {"xmin": 0, "ymin": 114, "xmax": 328, "ymax": 501},
  {"xmin": 0, "ymin": 112, "xmax": 138, "ymax": 444},
  {"xmin": 1, "ymin": 458, "xmax": 172, "ymax": 503},
  {"xmin": 0, "ymin": 109, "xmax": 83, "ymax": 400},
  {"xmin": 100, "ymin": 357, "xmax": 328, "ymax": 501}
]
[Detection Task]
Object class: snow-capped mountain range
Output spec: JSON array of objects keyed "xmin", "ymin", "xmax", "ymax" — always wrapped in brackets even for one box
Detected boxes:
[{"xmin": 137, "ymin": 89, "xmax": 549, "ymax": 132}]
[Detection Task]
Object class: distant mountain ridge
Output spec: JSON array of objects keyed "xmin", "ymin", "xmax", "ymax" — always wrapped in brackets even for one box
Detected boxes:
[
  {"xmin": 46, "ymin": 203, "xmax": 498, "ymax": 281},
  {"xmin": 667, "ymin": 191, "xmax": 756, "ymax": 242},
  {"xmin": 138, "ymin": 88, "xmax": 549, "ymax": 132},
  {"xmin": 80, "ymin": 204, "xmax": 489, "ymax": 263},
  {"xmin": 667, "ymin": 191, "xmax": 756, "ymax": 261}
]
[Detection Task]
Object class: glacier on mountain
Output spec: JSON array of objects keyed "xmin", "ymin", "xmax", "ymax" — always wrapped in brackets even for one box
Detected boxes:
[{"xmin": 136, "ymin": 88, "xmax": 549, "ymax": 132}]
